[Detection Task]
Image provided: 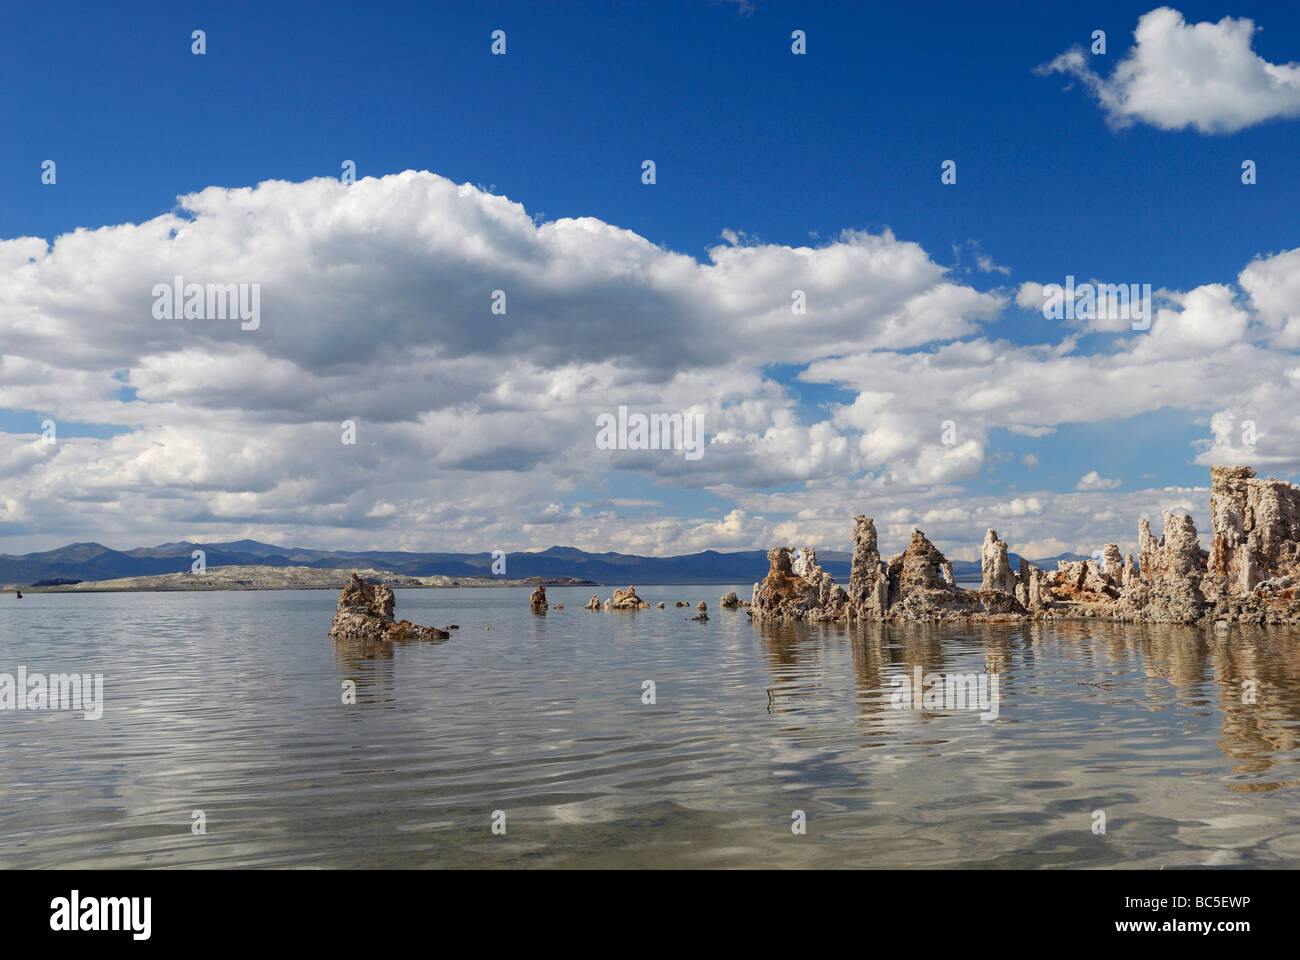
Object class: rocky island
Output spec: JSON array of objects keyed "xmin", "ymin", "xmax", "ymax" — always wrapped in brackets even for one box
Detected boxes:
[{"xmin": 750, "ymin": 465, "xmax": 1300, "ymax": 626}]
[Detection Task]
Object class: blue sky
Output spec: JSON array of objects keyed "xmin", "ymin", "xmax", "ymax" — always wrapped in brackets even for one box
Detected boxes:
[
  {"xmin": 2, "ymin": 1, "xmax": 1300, "ymax": 560},
  {"xmin": 6, "ymin": 0, "xmax": 1296, "ymax": 287}
]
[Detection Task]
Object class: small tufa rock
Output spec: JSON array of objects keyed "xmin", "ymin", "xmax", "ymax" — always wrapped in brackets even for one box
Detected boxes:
[
  {"xmin": 584, "ymin": 595, "xmax": 600, "ymax": 610},
  {"xmin": 529, "ymin": 585, "xmax": 548, "ymax": 613},
  {"xmin": 329, "ymin": 573, "xmax": 449, "ymax": 643},
  {"xmin": 1019, "ymin": 559, "xmax": 1045, "ymax": 610},
  {"xmin": 612, "ymin": 586, "xmax": 650, "ymax": 609},
  {"xmin": 1100, "ymin": 544, "xmax": 1125, "ymax": 585},
  {"xmin": 720, "ymin": 591, "xmax": 740, "ymax": 608}
]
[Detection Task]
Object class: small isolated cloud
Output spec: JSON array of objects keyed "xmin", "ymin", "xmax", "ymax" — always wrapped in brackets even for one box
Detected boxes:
[
  {"xmin": 1015, "ymin": 281, "xmax": 1046, "ymax": 310},
  {"xmin": 1037, "ymin": 7, "xmax": 1300, "ymax": 134},
  {"xmin": 1023, "ymin": 453, "xmax": 1040, "ymax": 469},
  {"xmin": 954, "ymin": 239, "xmax": 1012, "ymax": 277},
  {"xmin": 1077, "ymin": 470, "xmax": 1122, "ymax": 491},
  {"xmin": 1008, "ymin": 425, "xmax": 1056, "ymax": 438},
  {"xmin": 716, "ymin": 0, "xmax": 755, "ymax": 16},
  {"xmin": 976, "ymin": 254, "xmax": 1011, "ymax": 277}
]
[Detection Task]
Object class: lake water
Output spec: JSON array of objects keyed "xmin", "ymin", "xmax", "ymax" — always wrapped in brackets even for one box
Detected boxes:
[{"xmin": 2, "ymin": 585, "xmax": 1299, "ymax": 869}]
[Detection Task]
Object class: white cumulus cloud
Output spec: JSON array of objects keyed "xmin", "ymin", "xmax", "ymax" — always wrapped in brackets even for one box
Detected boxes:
[{"xmin": 1038, "ymin": 7, "xmax": 1300, "ymax": 134}]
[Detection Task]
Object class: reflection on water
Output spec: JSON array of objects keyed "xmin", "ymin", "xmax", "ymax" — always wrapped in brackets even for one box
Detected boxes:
[
  {"xmin": 758, "ymin": 619, "xmax": 1300, "ymax": 786},
  {"xmin": 2, "ymin": 586, "xmax": 1299, "ymax": 868}
]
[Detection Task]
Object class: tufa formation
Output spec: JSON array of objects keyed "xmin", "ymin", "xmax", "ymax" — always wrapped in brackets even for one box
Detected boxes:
[
  {"xmin": 330, "ymin": 573, "xmax": 450, "ymax": 642},
  {"xmin": 750, "ymin": 466, "xmax": 1300, "ymax": 626}
]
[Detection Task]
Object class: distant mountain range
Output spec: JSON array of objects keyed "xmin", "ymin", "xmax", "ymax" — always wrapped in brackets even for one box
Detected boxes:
[{"xmin": 0, "ymin": 539, "xmax": 1091, "ymax": 587}]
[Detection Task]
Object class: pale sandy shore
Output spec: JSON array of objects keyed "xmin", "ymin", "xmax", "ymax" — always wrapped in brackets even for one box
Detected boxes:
[{"xmin": 7, "ymin": 565, "xmax": 593, "ymax": 593}]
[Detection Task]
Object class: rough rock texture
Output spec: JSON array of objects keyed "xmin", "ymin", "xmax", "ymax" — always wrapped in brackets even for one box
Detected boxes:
[
  {"xmin": 530, "ymin": 585, "xmax": 548, "ymax": 613},
  {"xmin": 1141, "ymin": 513, "xmax": 1204, "ymax": 585},
  {"xmin": 884, "ymin": 529, "xmax": 997, "ymax": 620},
  {"xmin": 720, "ymin": 591, "xmax": 740, "ymax": 608},
  {"xmin": 1101, "ymin": 544, "xmax": 1125, "ymax": 584},
  {"xmin": 1020, "ymin": 560, "xmax": 1044, "ymax": 610},
  {"xmin": 1194, "ymin": 465, "xmax": 1300, "ymax": 623},
  {"xmin": 1206, "ymin": 465, "xmax": 1300, "ymax": 597},
  {"xmin": 755, "ymin": 527, "xmax": 1023, "ymax": 624},
  {"xmin": 847, "ymin": 516, "xmax": 890, "ymax": 619},
  {"xmin": 1124, "ymin": 512, "xmax": 1206, "ymax": 622},
  {"xmin": 1083, "ymin": 548, "xmax": 1121, "ymax": 598},
  {"xmin": 891, "ymin": 529, "xmax": 948, "ymax": 597},
  {"xmin": 748, "ymin": 465, "xmax": 1300, "ymax": 626},
  {"xmin": 584, "ymin": 594, "xmax": 600, "ymax": 610},
  {"xmin": 611, "ymin": 586, "xmax": 649, "ymax": 610},
  {"xmin": 981, "ymin": 530, "xmax": 1017, "ymax": 595},
  {"xmin": 749, "ymin": 547, "xmax": 848, "ymax": 621},
  {"xmin": 330, "ymin": 573, "xmax": 450, "ymax": 642}
]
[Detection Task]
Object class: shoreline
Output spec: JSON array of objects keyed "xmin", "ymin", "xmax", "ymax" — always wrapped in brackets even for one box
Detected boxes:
[
  {"xmin": 3, "ymin": 572, "xmax": 772, "ymax": 595},
  {"xmin": 5, "ymin": 565, "xmax": 597, "ymax": 594}
]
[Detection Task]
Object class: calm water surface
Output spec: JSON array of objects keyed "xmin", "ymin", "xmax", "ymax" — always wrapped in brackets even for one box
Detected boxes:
[{"xmin": 2, "ymin": 585, "xmax": 1299, "ymax": 868}]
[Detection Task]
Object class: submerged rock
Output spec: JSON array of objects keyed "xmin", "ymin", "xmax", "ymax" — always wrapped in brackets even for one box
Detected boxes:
[{"xmin": 329, "ymin": 573, "xmax": 449, "ymax": 643}]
